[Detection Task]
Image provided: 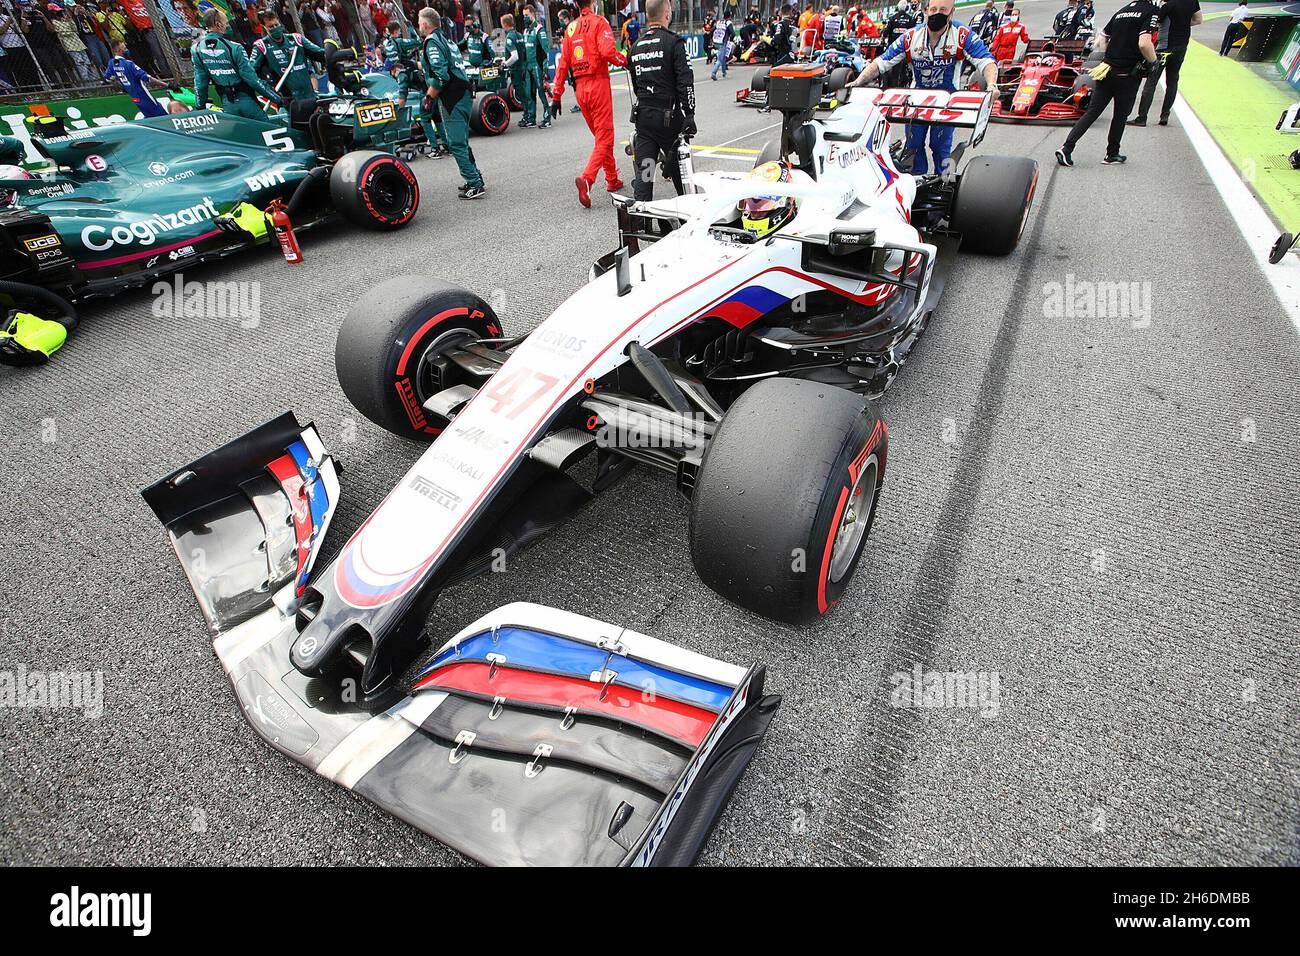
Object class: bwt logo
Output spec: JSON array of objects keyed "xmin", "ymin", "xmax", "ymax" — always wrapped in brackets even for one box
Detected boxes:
[
  {"xmin": 50, "ymin": 886, "xmax": 151, "ymax": 936},
  {"xmin": 245, "ymin": 170, "xmax": 287, "ymax": 191},
  {"xmin": 409, "ymin": 475, "xmax": 462, "ymax": 510}
]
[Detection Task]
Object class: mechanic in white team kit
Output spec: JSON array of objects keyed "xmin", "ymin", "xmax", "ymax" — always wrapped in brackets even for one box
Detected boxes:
[
  {"xmin": 847, "ymin": 0, "xmax": 998, "ymax": 175},
  {"xmin": 710, "ymin": 13, "xmax": 734, "ymax": 80}
]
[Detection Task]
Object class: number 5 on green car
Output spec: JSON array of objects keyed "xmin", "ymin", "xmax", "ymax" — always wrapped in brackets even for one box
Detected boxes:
[{"xmin": 0, "ymin": 47, "xmax": 421, "ymax": 367}]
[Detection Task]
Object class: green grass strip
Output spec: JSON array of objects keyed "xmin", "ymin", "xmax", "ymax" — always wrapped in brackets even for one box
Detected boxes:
[{"xmin": 1179, "ymin": 39, "xmax": 1299, "ymax": 227}]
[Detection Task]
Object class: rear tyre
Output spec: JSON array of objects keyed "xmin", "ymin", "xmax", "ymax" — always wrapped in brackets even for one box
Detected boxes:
[
  {"xmin": 750, "ymin": 66, "xmax": 771, "ymax": 92},
  {"xmin": 950, "ymin": 155, "xmax": 1039, "ymax": 255},
  {"xmin": 329, "ymin": 150, "xmax": 419, "ymax": 231},
  {"xmin": 827, "ymin": 66, "xmax": 852, "ymax": 92},
  {"xmin": 689, "ymin": 378, "xmax": 887, "ymax": 624},
  {"xmin": 335, "ymin": 276, "xmax": 501, "ymax": 440},
  {"xmin": 505, "ymin": 82, "xmax": 524, "ymax": 111},
  {"xmin": 469, "ymin": 92, "xmax": 511, "ymax": 135}
]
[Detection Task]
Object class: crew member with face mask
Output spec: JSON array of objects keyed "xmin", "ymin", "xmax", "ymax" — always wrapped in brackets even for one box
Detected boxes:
[
  {"xmin": 193, "ymin": 8, "xmax": 282, "ymax": 119},
  {"xmin": 848, "ymin": 0, "xmax": 998, "ymax": 175},
  {"xmin": 462, "ymin": 17, "xmax": 487, "ymax": 67},
  {"xmin": 251, "ymin": 10, "xmax": 327, "ymax": 115},
  {"xmin": 989, "ymin": 7, "xmax": 1028, "ymax": 61},
  {"xmin": 521, "ymin": 4, "xmax": 552, "ymax": 129}
]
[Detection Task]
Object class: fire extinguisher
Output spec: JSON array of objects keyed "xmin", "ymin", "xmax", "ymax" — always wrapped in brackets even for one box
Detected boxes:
[
  {"xmin": 677, "ymin": 135, "xmax": 696, "ymax": 195},
  {"xmin": 267, "ymin": 200, "xmax": 304, "ymax": 264}
]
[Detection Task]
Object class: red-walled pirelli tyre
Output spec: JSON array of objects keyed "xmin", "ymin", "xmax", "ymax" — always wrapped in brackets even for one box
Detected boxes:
[
  {"xmin": 505, "ymin": 82, "xmax": 524, "ymax": 111},
  {"xmin": 469, "ymin": 92, "xmax": 511, "ymax": 135},
  {"xmin": 688, "ymin": 378, "xmax": 887, "ymax": 624},
  {"xmin": 335, "ymin": 276, "xmax": 501, "ymax": 440},
  {"xmin": 329, "ymin": 150, "xmax": 420, "ymax": 231}
]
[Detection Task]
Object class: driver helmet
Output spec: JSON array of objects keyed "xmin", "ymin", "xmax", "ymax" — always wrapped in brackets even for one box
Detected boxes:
[
  {"xmin": 738, "ymin": 161, "xmax": 797, "ymax": 239},
  {"xmin": 0, "ymin": 165, "xmax": 32, "ymax": 207}
]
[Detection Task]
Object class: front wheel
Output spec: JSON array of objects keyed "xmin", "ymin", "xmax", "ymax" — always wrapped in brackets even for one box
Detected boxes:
[
  {"xmin": 689, "ymin": 378, "xmax": 887, "ymax": 624},
  {"xmin": 335, "ymin": 276, "xmax": 501, "ymax": 440},
  {"xmin": 329, "ymin": 150, "xmax": 419, "ymax": 231},
  {"xmin": 950, "ymin": 155, "xmax": 1039, "ymax": 255}
]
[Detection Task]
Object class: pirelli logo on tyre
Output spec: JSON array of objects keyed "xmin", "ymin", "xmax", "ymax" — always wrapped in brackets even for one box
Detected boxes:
[
  {"xmin": 357, "ymin": 102, "xmax": 397, "ymax": 127},
  {"xmin": 22, "ymin": 234, "xmax": 61, "ymax": 253}
]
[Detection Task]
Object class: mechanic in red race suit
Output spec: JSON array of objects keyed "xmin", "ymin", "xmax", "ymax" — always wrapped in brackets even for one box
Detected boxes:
[
  {"xmin": 847, "ymin": 0, "xmax": 998, "ymax": 175},
  {"xmin": 990, "ymin": 9, "xmax": 1029, "ymax": 61},
  {"xmin": 550, "ymin": 0, "xmax": 627, "ymax": 207}
]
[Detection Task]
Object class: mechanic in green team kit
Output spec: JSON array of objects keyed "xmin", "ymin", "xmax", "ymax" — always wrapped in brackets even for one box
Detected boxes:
[
  {"xmin": 418, "ymin": 6, "xmax": 484, "ymax": 198},
  {"xmin": 250, "ymin": 10, "xmax": 327, "ymax": 114},
  {"xmin": 384, "ymin": 19, "xmax": 450, "ymax": 157},
  {"xmin": 192, "ymin": 8, "xmax": 282, "ymax": 120},
  {"xmin": 522, "ymin": 4, "xmax": 552, "ymax": 129},
  {"xmin": 501, "ymin": 14, "xmax": 528, "ymax": 120},
  {"xmin": 462, "ymin": 17, "xmax": 488, "ymax": 68}
]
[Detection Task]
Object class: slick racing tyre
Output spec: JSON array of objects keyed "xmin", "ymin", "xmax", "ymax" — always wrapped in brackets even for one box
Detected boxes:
[
  {"xmin": 827, "ymin": 66, "xmax": 852, "ymax": 93},
  {"xmin": 950, "ymin": 155, "xmax": 1039, "ymax": 255},
  {"xmin": 329, "ymin": 150, "xmax": 419, "ymax": 231},
  {"xmin": 469, "ymin": 92, "xmax": 511, "ymax": 135},
  {"xmin": 750, "ymin": 66, "xmax": 771, "ymax": 92},
  {"xmin": 689, "ymin": 378, "xmax": 887, "ymax": 624},
  {"xmin": 335, "ymin": 276, "xmax": 501, "ymax": 440},
  {"xmin": 505, "ymin": 82, "xmax": 524, "ymax": 111}
]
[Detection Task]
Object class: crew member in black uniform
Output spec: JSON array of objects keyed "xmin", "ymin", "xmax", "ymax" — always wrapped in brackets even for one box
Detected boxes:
[
  {"xmin": 630, "ymin": 0, "xmax": 696, "ymax": 201},
  {"xmin": 881, "ymin": 2, "xmax": 918, "ymax": 88},
  {"xmin": 770, "ymin": 5, "xmax": 796, "ymax": 66},
  {"xmin": 1055, "ymin": 0, "xmax": 1158, "ymax": 167},
  {"xmin": 1129, "ymin": 0, "xmax": 1202, "ymax": 126}
]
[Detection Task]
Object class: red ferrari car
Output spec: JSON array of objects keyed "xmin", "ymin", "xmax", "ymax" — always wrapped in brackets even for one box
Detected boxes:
[{"xmin": 990, "ymin": 40, "xmax": 1095, "ymax": 124}]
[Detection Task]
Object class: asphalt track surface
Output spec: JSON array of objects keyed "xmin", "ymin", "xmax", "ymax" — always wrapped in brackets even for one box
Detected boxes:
[{"xmin": 2, "ymin": 2, "xmax": 1297, "ymax": 866}]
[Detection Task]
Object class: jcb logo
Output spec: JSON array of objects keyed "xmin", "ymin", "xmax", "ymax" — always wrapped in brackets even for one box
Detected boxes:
[
  {"xmin": 357, "ymin": 102, "xmax": 397, "ymax": 127},
  {"xmin": 22, "ymin": 234, "xmax": 61, "ymax": 252}
]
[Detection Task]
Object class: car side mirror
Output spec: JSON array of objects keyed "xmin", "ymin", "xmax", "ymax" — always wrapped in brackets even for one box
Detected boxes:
[{"xmin": 827, "ymin": 227, "xmax": 876, "ymax": 256}]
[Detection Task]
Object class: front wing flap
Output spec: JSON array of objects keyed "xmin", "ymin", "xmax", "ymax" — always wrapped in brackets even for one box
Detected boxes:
[{"xmin": 144, "ymin": 419, "xmax": 779, "ymax": 866}]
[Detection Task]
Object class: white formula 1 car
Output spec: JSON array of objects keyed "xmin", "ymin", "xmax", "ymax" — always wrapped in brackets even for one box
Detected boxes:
[
  {"xmin": 145, "ymin": 64, "xmax": 1036, "ymax": 865},
  {"xmin": 1270, "ymin": 101, "xmax": 1300, "ymax": 264}
]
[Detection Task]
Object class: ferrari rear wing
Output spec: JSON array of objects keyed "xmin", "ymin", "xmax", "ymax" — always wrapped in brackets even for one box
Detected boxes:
[
  {"xmin": 870, "ymin": 88, "xmax": 993, "ymax": 147},
  {"xmin": 143, "ymin": 418, "xmax": 779, "ymax": 866}
]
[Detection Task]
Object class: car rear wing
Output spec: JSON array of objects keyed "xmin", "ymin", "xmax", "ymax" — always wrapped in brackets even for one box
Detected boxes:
[
  {"xmin": 870, "ymin": 88, "xmax": 993, "ymax": 148},
  {"xmin": 1026, "ymin": 37, "xmax": 1088, "ymax": 59},
  {"xmin": 143, "ymin": 418, "xmax": 779, "ymax": 866}
]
